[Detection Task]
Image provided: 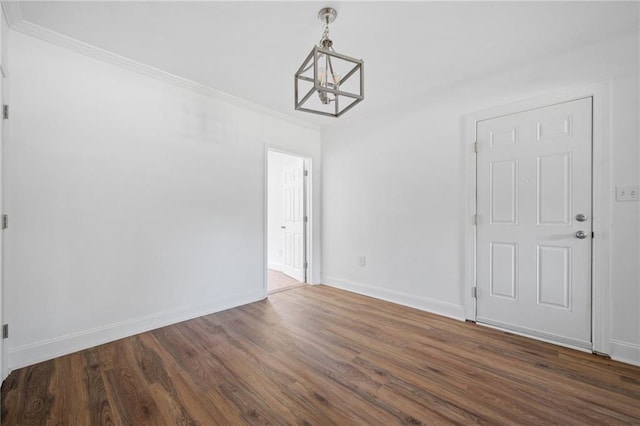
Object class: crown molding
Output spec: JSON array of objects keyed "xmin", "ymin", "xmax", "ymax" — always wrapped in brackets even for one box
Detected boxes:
[
  {"xmin": 1, "ymin": 1, "xmax": 23, "ymax": 28},
  {"xmin": 1, "ymin": 2, "xmax": 319, "ymax": 131}
]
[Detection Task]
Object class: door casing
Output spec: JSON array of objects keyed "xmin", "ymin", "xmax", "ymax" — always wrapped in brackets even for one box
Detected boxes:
[
  {"xmin": 463, "ymin": 82, "xmax": 611, "ymax": 355},
  {"xmin": 263, "ymin": 146, "xmax": 313, "ymax": 296}
]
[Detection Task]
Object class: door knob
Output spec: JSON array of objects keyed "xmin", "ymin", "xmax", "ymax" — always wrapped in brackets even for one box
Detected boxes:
[
  {"xmin": 576, "ymin": 230, "xmax": 587, "ymax": 239},
  {"xmin": 575, "ymin": 213, "xmax": 587, "ymax": 222}
]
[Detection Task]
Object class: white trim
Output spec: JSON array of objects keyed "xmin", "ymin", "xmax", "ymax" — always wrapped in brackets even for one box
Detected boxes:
[
  {"xmin": 7, "ymin": 289, "xmax": 264, "ymax": 372},
  {"xmin": 4, "ymin": 14, "xmax": 318, "ymax": 132},
  {"xmin": 477, "ymin": 321, "xmax": 592, "ymax": 354},
  {"xmin": 263, "ymin": 146, "xmax": 269, "ymax": 298},
  {"xmin": 267, "ymin": 262, "xmax": 285, "ymax": 272},
  {"xmin": 477, "ymin": 317, "xmax": 592, "ymax": 350},
  {"xmin": 323, "ymin": 276, "xmax": 466, "ymax": 321},
  {"xmin": 0, "ymin": 0, "xmax": 10, "ymax": 384},
  {"xmin": 610, "ymin": 340, "xmax": 640, "ymax": 367},
  {"xmin": 304, "ymin": 157, "xmax": 315, "ymax": 284},
  {"xmin": 589, "ymin": 84, "xmax": 612, "ymax": 356},
  {"xmin": 0, "ymin": 1, "xmax": 22, "ymax": 29},
  {"xmin": 463, "ymin": 81, "xmax": 611, "ymax": 355},
  {"xmin": 463, "ymin": 117, "xmax": 477, "ymax": 321}
]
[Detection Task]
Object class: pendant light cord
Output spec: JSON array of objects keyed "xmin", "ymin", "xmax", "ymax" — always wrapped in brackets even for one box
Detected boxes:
[{"xmin": 319, "ymin": 18, "xmax": 330, "ymax": 47}]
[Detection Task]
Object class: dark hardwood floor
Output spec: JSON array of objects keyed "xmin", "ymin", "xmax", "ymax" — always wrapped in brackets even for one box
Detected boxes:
[{"xmin": 2, "ymin": 285, "xmax": 639, "ymax": 425}]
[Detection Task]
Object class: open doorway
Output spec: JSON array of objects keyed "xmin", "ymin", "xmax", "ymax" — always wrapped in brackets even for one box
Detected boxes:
[{"xmin": 267, "ymin": 150, "xmax": 307, "ymax": 293}]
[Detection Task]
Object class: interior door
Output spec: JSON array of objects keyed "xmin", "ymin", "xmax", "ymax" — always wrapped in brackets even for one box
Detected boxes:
[
  {"xmin": 476, "ymin": 97, "xmax": 592, "ymax": 348},
  {"xmin": 281, "ymin": 163, "xmax": 305, "ymax": 282}
]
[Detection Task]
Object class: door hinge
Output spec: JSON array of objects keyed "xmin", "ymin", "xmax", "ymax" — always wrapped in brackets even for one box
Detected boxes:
[
  {"xmin": 304, "ymin": 216, "xmax": 308, "ymax": 223},
  {"xmin": 474, "ymin": 141, "xmax": 478, "ymax": 153},
  {"xmin": 303, "ymin": 262, "xmax": 308, "ymax": 269},
  {"xmin": 473, "ymin": 214, "xmax": 477, "ymax": 226},
  {"xmin": 2, "ymin": 324, "xmax": 8, "ymax": 339},
  {"xmin": 472, "ymin": 286, "xmax": 478, "ymax": 298},
  {"xmin": 303, "ymin": 170, "xmax": 308, "ymax": 177},
  {"xmin": 592, "ymin": 231, "xmax": 594, "ymax": 238},
  {"xmin": 2, "ymin": 214, "xmax": 7, "ymax": 230},
  {"xmin": 2, "ymin": 104, "xmax": 8, "ymax": 120}
]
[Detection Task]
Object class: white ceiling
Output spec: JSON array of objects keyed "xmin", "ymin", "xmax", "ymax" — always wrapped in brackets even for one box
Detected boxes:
[{"xmin": 17, "ymin": 1, "xmax": 640, "ymax": 125}]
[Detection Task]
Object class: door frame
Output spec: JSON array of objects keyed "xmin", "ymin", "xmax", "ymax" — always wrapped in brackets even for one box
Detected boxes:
[
  {"xmin": 263, "ymin": 147, "xmax": 313, "ymax": 296},
  {"xmin": 0, "ymin": 5, "xmax": 7, "ymax": 382},
  {"xmin": 463, "ymin": 82, "xmax": 611, "ymax": 355}
]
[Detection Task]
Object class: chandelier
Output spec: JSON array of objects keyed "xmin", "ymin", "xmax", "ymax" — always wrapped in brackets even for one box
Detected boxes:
[{"xmin": 294, "ymin": 7, "xmax": 364, "ymax": 118}]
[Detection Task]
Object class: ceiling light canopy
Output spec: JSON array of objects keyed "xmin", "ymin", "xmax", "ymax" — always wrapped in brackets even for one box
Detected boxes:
[{"xmin": 294, "ymin": 8, "xmax": 364, "ymax": 118}]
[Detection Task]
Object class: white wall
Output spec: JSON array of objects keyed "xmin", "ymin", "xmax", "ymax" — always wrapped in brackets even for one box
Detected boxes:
[
  {"xmin": 609, "ymin": 71, "xmax": 640, "ymax": 363},
  {"xmin": 5, "ymin": 30, "xmax": 321, "ymax": 370},
  {"xmin": 322, "ymin": 31, "xmax": 640, "ymax": 364},
  {"xmin": 267, "ymin": 151, "xmax": 303, "ymax": 271},
  {"xmin": 322, "ymin": 104, "xmax": 468, "ymax": 319}
]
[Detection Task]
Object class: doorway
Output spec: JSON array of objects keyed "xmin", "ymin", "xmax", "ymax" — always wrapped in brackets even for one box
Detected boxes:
[
  {"xmin": 267, "ymin": 150, "xmax": 307, "ymax": 293},
  {"xmin": 475, "ymin": 97, "xmax": 593, "ymax": 349}
]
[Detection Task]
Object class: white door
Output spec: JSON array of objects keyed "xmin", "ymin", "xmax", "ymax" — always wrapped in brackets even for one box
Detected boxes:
[
  {"xmin": 476, "ymin": 97, "xmax": 592, "ymax": 348},
  {"xmin": 281, "ymin": 164, "xmax": 305, "ymax": 282}
]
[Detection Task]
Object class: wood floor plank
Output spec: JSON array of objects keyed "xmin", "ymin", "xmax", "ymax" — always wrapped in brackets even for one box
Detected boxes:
[
  {"xmin": 178, "ymin": 321, "xmax": 299, "ymax": 424},
  {"xmin": 84, "ymin": 348, "xmax": 121, "ymax": 426},
  {"xmin": 141, "ymin": 331, "xmax": 237, "ymax": 424},
  {"xmin": 3, "ymin": 284, "xmax": 640, "ymax": 425},
  {"xmin": 18, "ymin": 360, "xmax": 54, "ymax": 425},
  {"xmin": 47, "ymin": 352, "xmax": 91, "ymax": 425},
  {"xmin": 103, "ymin": 338, "xmax": 164, "ymax": 426},
  {"xmin": 150, "ymin": 325, "xmax": 221, "ymax": 394},
  {"xmin": 0, "ymin": 368, "xmax": 24, "ymax": 426},
  {"xmin": 130, "ymin": 335, "xmax": 199, "ymax": 426}
]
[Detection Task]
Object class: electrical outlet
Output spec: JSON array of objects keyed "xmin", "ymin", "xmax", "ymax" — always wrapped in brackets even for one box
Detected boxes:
[
  {"xmin": 616, "ymin": 186, "xmax": 640, "ymax": 201},
  {"xmin": 359, "ymin": 256, "xmax": 366, "ymax": 266}
]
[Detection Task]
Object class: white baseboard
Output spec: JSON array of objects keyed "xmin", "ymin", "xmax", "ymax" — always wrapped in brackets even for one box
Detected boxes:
[
  {"xmin": 7, "ymin": 289, "xmax": 265, "ymax": 372},
  {"xmin": 322, "ymin": 276, "xmax": 466, "ymax": 321},
  {"xmin": 610, "ymin": 340, "xmax": 640, "ymax": 367},
  {"xmin": 267, "ymin": 262, "xmax": 285, "ymax": 272}
]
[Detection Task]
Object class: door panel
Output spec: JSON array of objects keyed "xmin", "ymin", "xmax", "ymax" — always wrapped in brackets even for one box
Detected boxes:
[
  {"xmin": 281, "ymin": 163, "xmax": 305, "ymax": 282},
  {"xmin": 476, "ymin": 97, "xmax": 592, "ymax": 348},
  {"xmin": 537, "ymin": 245, "xmax": 571, "ymax": 309},
  {"xmin": 490, "ymin": 160, "xmax": 518, "ymax": 224},
  {"xmin": 537, "ymin": 153, "xmax": 571, "ymax": 225},
  {"xmin": 490, "ymin": 242, "xmax": 518, "ymax": 300}
]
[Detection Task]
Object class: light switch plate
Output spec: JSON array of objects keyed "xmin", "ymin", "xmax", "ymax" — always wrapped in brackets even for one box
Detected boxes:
[{"xmin": 616, "ymin": 186, "xmax": 640, "ymax": 201}]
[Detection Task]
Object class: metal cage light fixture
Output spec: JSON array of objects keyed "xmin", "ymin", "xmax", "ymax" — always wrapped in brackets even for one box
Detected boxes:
[{"xmin": 294, "ymin": 7, "xmax": 364, "ymax": 118}]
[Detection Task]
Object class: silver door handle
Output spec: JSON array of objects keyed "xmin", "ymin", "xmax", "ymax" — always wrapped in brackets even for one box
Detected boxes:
[
  {"xmin": 281, "ymin": 226, "xmax": 286, "ymax": 229},
  {"xmin": 576, "ymin": 230, "xmax": 587, "ymax": 239},
  {"xmin": 576, "ymin": 213, "xmax": 587, "ymax": 222}
]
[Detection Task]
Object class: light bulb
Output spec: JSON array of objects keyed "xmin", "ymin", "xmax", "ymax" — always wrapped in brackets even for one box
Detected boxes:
[
  {"xmin": 318, "ymin": 67, "xmax": 327, "ymax": 87},
  {"xmin": 332, "ymin": 73, "xmax": 341, "ymax": 87}
]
